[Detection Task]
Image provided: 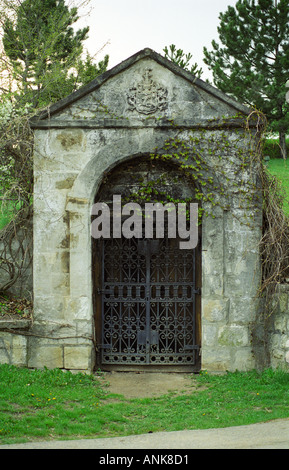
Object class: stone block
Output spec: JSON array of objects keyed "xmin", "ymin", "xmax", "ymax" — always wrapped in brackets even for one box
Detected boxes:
[
  {"xmin": 274, "ymin": 315, "xmax": 287, "ymax": 333},
  {"xmin": 28, "ymin": 346, "xmax": 64, "ymax": 369},
  {"xmin": 0, "ymin": 333, "xmax": 12, "ymax": 364},
  {"xmin": 0, "ymin": 330, "xmax": 28, "ymax": 366},
  {"xmin": 270, "ymin": 333, "xmax": 282, "ymax": 351},
  {"xmin": 11, "ymin": 335, "xmax": 28, "ymax": 366},
  {"xmin": 75, "ymin": 320, "xmax": 92, "ymax": 337},
  {"xmin": 279, "ymin": 293, "xmax": 288, "ymax": 313},
  {"xmin": 229, "ymin": 297, "xmax": 257, "ymax": 323},
  {"xmin": 232, "ymin": 348, "xmax": 255, "ymax": 371},
  {"xmin": 69, "ymin": 252, "xmax": 91, "ymax": 297},
  {"xmin": 64, "ymin": 346, "xmax": 92, "ymax": 370},
  {"xmin": 50, "ymin": 129, "xmax": 86, "ymax": 153},
  {"xmin": 224, "ymin": 270, "xmax": 259, "ymax": 298},
  {"xmin": 201, "ymin": 348, "xmax": 231, "ymax": 372},
  {"xmin": 218, "ymin": 325, "xmax": 249, "ymax": 347},
  {"xmin": 203, "ymin": 298, "xmax": 229, "ymax": 322},
  {"xmin": 202, "ymin": 323, "xmax": 219, "ymax": 348},
  {"xmin": 64, "ymin": 296, "xmax": 91, "ymax": 321},
  {"xmin": 271, "ymin": 348, "xmax": 284, "ymax": 360},
  {"xmin": 33, "ymin": 295, "xmax": 65, "ymax": 322}
]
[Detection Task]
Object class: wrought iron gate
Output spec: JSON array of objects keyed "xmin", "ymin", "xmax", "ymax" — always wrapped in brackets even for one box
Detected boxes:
[{"xmin": 99, "ymin": 235, "xmax": 200, "ymax": 367}]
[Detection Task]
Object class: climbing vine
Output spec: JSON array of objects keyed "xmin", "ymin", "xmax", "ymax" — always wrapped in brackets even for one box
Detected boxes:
[{"xmin": 120, "ymin": 112, "xmax": 263, "ymax": 228}]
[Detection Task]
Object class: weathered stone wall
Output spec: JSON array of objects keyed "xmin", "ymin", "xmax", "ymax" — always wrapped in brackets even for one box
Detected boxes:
[
  {"xmin": 28, "ymin": 128, "xmax": 262, "ymax": 372},
  {"xmin": 2, "ymin": 282, "xmax": 289, "ymax": 371},
  {"xmin": 0, "ymin": 320, "xmax": 30, "ymax": 366},
  {"xmin": 201, "ymin": 207, "xmax": 262, "ymax": 372}
]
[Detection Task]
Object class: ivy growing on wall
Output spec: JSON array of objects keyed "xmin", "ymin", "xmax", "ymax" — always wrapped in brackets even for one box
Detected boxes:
[
  {"xmin": 101, "ymin": 109, "xmax": 289, "ymax": 321},
  {"xmin": 119, "ymin": 112, "xmax": 263, "ymax": 228}
]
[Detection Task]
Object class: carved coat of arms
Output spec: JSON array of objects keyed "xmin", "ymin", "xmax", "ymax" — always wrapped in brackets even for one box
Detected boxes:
[{"xmin": 127, "ymin": 69, "xmax": 168, "ymax": 115}]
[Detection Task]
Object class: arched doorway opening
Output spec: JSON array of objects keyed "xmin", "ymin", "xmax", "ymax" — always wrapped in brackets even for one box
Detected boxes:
[{"xmin": 92, "ymin": 156, "xmax": 201, "ymax": 371}]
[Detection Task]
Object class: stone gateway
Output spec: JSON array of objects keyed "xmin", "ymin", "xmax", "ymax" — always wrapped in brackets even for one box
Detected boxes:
[{"xmin": 25, "ymin": 48, "xmax": 263, "ymax": 373}]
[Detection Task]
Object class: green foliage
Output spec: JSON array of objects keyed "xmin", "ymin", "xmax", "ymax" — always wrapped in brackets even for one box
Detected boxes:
[
  {"xmin": 0, "ymin": 0, "xmax": 109, "ymax": 228},
  {"xmin": 0, "ymin": 198, "xmax": 20, "ymax": 230},
  {"xmin": 0, "ymin": 1, "xmax": 110, "ymax": 293},
  {"xmin": 73, "ymin": 52, "xmax": 109, "ymax": 92},
  {"xmin": 267, "ymin": 158, "xmax": 289, "ymax": 214},
  {"xmin": 122, "ymin": 114, "xmax": 261, "ymax": 226},
  {"xmin": 203, "ymin": 0, "xmax": 289, "ymax": 157},
  {"xmin": 2, "ymin": 0, "xmax": 109, "ymax": 107},
  {"xmin": 263, "ymin": 137, "xmax": 289, "ymax": 160},
  {"xmin": 163, "ymin": 44, "xmax": 203, "ymax": 78}
]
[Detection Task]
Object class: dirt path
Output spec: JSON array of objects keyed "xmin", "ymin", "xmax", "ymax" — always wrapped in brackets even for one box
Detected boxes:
[
  {"xmin": 3, "ymin": 418, "xmax": 289, "ymax": 449},
  {"xmin": 98, "ymin": 372, "xmax": 199, "ymax": 399}
]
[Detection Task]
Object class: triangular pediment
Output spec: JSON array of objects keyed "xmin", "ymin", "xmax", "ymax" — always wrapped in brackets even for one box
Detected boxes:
[{"xmin": 31, "ymin": 48, "xmax": 251, "ymax": 128}]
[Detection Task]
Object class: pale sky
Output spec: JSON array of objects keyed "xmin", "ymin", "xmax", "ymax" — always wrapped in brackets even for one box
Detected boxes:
[{"xmin": 77, "ymin": 0, "xmax": 237, "ymax": 81}]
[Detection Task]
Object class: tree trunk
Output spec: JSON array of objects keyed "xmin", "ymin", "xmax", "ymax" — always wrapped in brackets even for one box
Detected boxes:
[{"xmin": 279, "ymin": 131, "xmax": 287, "ymax": 160}]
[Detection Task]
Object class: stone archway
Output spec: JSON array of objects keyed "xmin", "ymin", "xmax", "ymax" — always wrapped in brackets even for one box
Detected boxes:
[
  {"xmin": 64, "ymin": 135, "xmax": 187, "ymax": 371},
  {"xmin": 29, "ymin": 48, "xmax": 262, "ymax": 374},
  {"xmin": 91, "ymin": 156, "xmax": 202, "ymax": 372}
]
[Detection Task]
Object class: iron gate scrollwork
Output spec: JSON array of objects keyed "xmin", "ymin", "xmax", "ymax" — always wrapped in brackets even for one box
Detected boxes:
[{"xmin": 99, "ymin": 235, "xmax": 199, "ymax": 366}]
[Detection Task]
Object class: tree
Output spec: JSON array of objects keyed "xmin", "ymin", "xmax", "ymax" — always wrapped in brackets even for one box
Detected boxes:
[
  {"xmin": 2, "ymin": 0, "xmax": 108, "ymax": 107},
  {"xmin": 72, "ymin": 52, "xmax": 109, "ymax": 92},
  {"xmin": 203, "ymin": 0, "xmax": 289, "ymax": 159},
  {"xmin": 163, "ymin": 44, "xmax": 203, "ymax": 78},
  {"xmin": 0, "ymin": 0, "xmax": 109, "ymax": 294}
]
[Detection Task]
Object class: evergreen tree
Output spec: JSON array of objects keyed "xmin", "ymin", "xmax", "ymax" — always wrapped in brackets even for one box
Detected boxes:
[
  {"xmin": 164, "ymin": 44, "xmax": 203, "ymax": 78},
  {"xmin": 203, "ymin": 0, "xmax": 289, "ymax": 159},
  {"xmin": 2, "ymin": 0, "xmax": 108, "ymax": 107}
]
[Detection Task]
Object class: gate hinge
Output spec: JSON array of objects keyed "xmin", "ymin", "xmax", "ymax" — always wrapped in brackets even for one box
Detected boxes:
[
  {"xmin": 195, "ymin": 287, "xmax": 201, "ymax": 295},
  {"xmin": 97, "ymin": 288, "xmax": 113, "ymax": 295},
  {"xmin": 184, "ymin": 345, "xmax": 200, "ymax": 351}
]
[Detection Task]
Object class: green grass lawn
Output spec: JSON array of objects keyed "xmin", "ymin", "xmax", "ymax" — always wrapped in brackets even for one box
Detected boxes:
[
  {"xmin": 267, "ymin": 158, "xmax": 289, "ymax": 215},
  {"xmin": 0, "ymin": 365, "xmax": 289, "ymax": 445}
]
